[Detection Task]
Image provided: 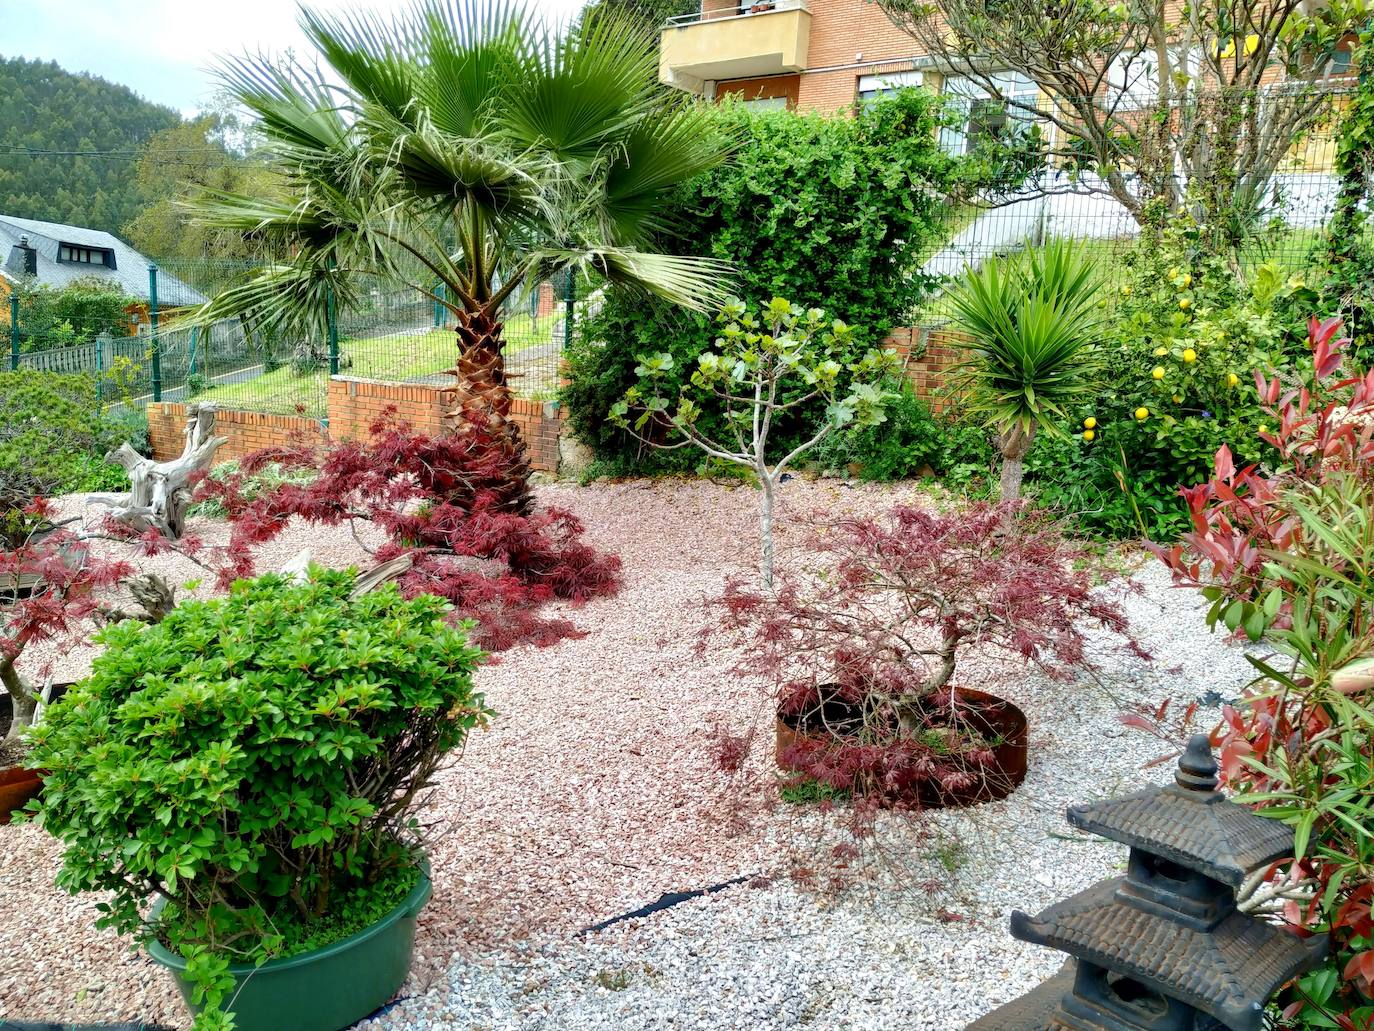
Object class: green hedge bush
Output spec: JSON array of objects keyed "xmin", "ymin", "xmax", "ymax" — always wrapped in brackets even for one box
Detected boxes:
[
  {"xmin": 563, "ymin": 90, "xmax": 969, "ymax": 472},
  {"xmin": 26, "ymin": 571, "xmax": 491, "ymax": 1023},
  {"xmin": 0, "ymin": 369, "xmax": 135, "ymax": 505}
]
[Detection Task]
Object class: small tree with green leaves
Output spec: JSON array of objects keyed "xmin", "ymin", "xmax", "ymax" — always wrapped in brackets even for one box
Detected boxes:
[
  {"xmin": 611, "ymin": 297, "xmax": 897, "ymax": 586},
  {"xmin": 947, "ymin": 240, "xmax": 1105, "ymax": 505}
]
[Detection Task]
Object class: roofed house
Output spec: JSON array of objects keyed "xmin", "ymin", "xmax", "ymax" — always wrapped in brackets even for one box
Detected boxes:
[{"xmin": 0, "ymin": 215, "xmax": 206, "ymax": 332}]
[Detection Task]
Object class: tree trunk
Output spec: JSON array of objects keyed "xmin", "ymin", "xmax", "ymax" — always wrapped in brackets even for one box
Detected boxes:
[
  {"xmin": 998, "ymin": 424, "xmax": 1035, "ymax": 506},
  {"xmin": 759, "ymin": 474, "xmax": 776, "ymax": 590},
  {"xmin": 444, "ymin": 308, "xmax": 533, "ymax": 516},
  {"xmin": 0, "ymin": 662, "xmax": 35, "ymax": 745}
]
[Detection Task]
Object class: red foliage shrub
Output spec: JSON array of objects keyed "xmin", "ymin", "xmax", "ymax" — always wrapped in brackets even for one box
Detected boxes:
[
  {"xmin": 2, "ymin": 500, "xmax": 133, "ymax": 742},
  {"xmin": 707, "ymin": 502, "xmax": 1142, "ymax": 804},
  {"xmin": 192, "ymin": 414, "xmax": 620, "ymax": 652},
  {"xmin": 1148, "ymin": 317, "xmax": 1374, "ymax": 1029}
]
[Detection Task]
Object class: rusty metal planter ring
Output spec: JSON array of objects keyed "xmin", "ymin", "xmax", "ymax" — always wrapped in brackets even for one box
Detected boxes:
[{"xmin": 774, "ymin": 686, "xmax": 1029, "ymax": 808}]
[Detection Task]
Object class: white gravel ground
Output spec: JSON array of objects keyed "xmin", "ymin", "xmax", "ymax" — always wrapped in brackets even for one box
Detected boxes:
[{"xmin": 0, "ymin": 478, "xmax": 1258, "ymax": 1030}]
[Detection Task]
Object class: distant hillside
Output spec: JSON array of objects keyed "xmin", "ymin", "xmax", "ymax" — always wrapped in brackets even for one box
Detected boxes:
[{"xmin": 0, "ymin": 55, "xmax": 181, "ymax": 236}]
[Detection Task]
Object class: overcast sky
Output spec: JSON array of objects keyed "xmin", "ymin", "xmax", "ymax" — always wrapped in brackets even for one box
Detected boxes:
[{"xmin": 0, "ymin": 0, "xmax": 588, "ymax": 116}]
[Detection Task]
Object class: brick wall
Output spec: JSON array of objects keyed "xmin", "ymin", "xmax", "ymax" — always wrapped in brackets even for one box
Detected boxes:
[
  {"xmin": 325, "ymin": 377, "xmax": 448, "ymax": 440},
  {"xmin": 147, "ymin": 377, "xmax": 566, "ymax": 474},
  {"xmin": 147, "ymin": 403, "xmax": 326, "ymax": 463},
  {"xmin": 884, "ymin": 324, "xmax": 966, "ymax": 413}
]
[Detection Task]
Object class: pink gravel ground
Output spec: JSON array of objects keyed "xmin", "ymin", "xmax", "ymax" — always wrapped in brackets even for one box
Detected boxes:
[{"xmin": 0, "ymin": 477, "xmax": 1098, "ymax": 1028}]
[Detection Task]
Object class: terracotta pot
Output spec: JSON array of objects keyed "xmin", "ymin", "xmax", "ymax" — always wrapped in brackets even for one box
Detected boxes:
[
  {"xmin": 775, "ymin": 686, "xmax": 1029, "ymax": 809},
  {"xmin": 0, "ymin": 765, "xmax": 43, "ymax": 825},
  {"xmin": 0, "ymin": 683, "xmax": 71, "ymax": 824}
]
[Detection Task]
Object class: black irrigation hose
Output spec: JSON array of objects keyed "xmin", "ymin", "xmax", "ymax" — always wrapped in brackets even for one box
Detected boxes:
[{"xmin": 580, "ymin": 875, "xmax": 754, "ymax": 936}]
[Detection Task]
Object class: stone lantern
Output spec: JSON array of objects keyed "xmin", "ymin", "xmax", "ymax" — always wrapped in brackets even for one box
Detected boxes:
[{"xmin": 967, "ymin": 735, "xmax": 1328, "ymax": 1031}]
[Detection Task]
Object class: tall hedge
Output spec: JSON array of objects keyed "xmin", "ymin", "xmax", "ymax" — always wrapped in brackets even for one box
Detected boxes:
[{"xmin": 563, "ymin": 90, "xmax": 968, "ymax": 471}]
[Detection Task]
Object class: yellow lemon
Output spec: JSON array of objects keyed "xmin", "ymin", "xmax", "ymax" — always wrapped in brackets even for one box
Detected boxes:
[
  {"xmin": 1152, "ymin": 366, "xmax": 1166, "ymax": 380},
  {"xmin": 1179, "ymin": 298, "xmax": 1193, "ymax": 310},
  {"xmin": 1083, "ymin": 429, "xmax": 1095, "ymax": 441},
  {"xmin": 1227, "ymin": 372, "xmax": 1240, "ymax": 387},
  {"xmin": 1168, "ymin": 266, "xmax": 1179, "ymax": 277},
  {"xmin": 1183, "ymin": 348, "xmax": 1197, "ymax": 363},
  {"xmin": 1135, "ymin": 406, "xmax": 1149, "ymax": 421},
  {"xmin": 1180, "ymin": 273, "xmax": 1192, "ymax": 287},
  {"xmin": 1259, "ymin": 424, "xmax": 1270, "ymax": 435},
  {"xmin": 1083, "ymin": 416, "xmax": 1097, "ymax": 429},
  {"xmin": 1120, "ymin": 284, "xmax": 1132, "ymax": 296}
]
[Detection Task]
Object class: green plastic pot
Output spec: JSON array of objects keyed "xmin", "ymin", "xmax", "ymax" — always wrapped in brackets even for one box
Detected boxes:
[{"xmin": 147, "ymin": 865, "xmax": 432, "ymax": 1031}]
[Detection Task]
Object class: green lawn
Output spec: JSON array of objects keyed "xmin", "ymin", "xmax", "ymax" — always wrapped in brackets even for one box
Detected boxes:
[{"xmin": 198, "ymin": 312, "xmax": 560, "ymax": 417}]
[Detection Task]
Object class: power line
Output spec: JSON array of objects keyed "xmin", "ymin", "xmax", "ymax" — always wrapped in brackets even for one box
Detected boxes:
[{"xmin": 0, "ymin": 144, "xmax": 215, "ymax": 158}]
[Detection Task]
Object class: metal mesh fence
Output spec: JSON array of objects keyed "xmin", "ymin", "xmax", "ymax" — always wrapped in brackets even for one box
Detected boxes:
[
  {"xmin": 908, "ymin": 85, "xmax": 1357, "ymax": 322},
  {"xmin": 4, "ymin": 260, "xmax": 576, "ymax": 421}
]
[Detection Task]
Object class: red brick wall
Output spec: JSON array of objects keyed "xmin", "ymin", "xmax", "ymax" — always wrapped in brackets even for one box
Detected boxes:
[
  {"xmin": 325, "ymin": 377, "xmax": 448, "ymax": 440},
  {"xmin": 147, "ymin": 403, "xmax": 326, "ymax": 464},
  {"xmin": 147, "ymin": 378, "xmax": 566, "ymax": 474},
  {"xmin": 884, "ymin": 325, "xmax": 966, "ymax": 413}
]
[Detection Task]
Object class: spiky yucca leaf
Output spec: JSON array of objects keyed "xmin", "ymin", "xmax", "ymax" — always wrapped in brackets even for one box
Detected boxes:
[{"xmin": 947, "ymin": 238, "xmax": 1104, "ymax": 441}]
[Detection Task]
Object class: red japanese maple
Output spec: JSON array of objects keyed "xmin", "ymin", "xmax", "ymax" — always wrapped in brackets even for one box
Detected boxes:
[
  {"xmin": 708, "ymin": 502, "xmax": 1142, "ymax": 804},
  {"xmin": 1, "ymin": 500, "xmax": 132, "ymax": 745},
  {"xmin": 193, "ymin": 413, "xmax": 621, "ymax": 652}
]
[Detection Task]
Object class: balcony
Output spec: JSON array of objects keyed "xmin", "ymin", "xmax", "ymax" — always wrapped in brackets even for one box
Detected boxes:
[{"xmin": 659, "ymin": 0, "xmax": 812, "ymax": 94}]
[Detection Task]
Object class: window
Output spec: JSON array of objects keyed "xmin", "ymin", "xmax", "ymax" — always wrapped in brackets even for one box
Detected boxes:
[
  {"xmin": 857, "ymin": 70, "xmax": 923, "ymax": 108},
  {"xmin": 939, "ymin": 72, "xmax": 1038, "ymax": 156},
  {"xmin": 58, "ymin": 243, "xmax": 114, "ymax": 267},
  {"xmin": 740, "ymin": 95, "xmax": 788, "ymax": 110}
]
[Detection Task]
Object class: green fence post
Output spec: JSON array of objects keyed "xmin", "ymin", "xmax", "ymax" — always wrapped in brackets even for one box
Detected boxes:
[
  {"xmin": 8, "ymin": 295, "xmax": 18, "ymax": 371},
  {"xmin": 562, "ymin": 270, "xmax": 575, "ymax": 351},
  {"xmin": 148, "ymin": 264, "xmax": 162, "ymax": 402},
  {"xmin": 326, "ymin": 278, "xmax": 340, "ymax": 377}
]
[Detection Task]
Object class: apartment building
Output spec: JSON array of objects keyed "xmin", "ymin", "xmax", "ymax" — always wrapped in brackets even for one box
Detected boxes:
[
  {"xmin": 658, "ymin": 0, "xmax": 1046, "ymax": 165},
  {"xmin": 658, "ymin": 0, "xmax": 1355, "ymax": 167}
]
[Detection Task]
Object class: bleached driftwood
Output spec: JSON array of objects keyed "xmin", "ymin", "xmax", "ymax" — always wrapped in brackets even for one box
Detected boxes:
[
  {"xmin": 279, "ymin": 548, "xmax": 415, "ymax": 597},
  {"xmin": 89, "ymin": 403, "xmax": 227, "ymax": 540}
]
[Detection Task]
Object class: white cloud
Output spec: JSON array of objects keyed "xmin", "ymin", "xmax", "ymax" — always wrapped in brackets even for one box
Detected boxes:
[{"xmin": 0, "ymin": 0, "xmax": 587, "ymax": 115}]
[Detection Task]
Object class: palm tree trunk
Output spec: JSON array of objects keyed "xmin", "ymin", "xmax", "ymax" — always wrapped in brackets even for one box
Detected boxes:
[{"xmin": 445, "ymin": 308, "xmax": 533, "ymax": 515}]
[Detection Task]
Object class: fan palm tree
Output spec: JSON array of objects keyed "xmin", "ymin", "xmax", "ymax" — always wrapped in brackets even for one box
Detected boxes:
[
  {"xmin": 184, "ymin": 0, "xmax": 733, "ymax": 513},
  {"xmin": 947, "ymin": 239, "xmax": 1104, "ymax": 505}
]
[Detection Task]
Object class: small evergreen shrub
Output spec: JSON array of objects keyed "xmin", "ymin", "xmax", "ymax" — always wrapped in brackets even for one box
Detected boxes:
[
  {"xmin": 0, "ymin": 370, "xmax": 124, "ymax": 506},
  {"xmin": 25, "ymin": 571, "xmax": 491, "ymax": 1028}
]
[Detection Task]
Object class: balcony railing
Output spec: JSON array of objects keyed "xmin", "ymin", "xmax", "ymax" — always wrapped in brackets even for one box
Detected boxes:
[{"xmin": 663, "ymin": 0, "xmax": 811, "ymax": 29}]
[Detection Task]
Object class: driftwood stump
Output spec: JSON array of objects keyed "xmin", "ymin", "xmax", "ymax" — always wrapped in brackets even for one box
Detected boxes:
[{"xmin": 89, "ymin": 403, "xmax": 227, "ymax": 540}]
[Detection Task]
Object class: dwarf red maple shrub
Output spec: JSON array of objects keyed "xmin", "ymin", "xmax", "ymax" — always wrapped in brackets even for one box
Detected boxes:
[
  {"xmin": 1148, "ymin": 317, "xmax": 1374, "ymax": 1029},
  {"xmin": 1, "ymin": 500, "xmax": 132, "ymax": 745},
  {"xmin": 707, "ymin": 502, "xmax": 1141, "ymax": 805},
  {"xmin": 194, "ymin": 414, "xmax": 620, "ymax": 651}
]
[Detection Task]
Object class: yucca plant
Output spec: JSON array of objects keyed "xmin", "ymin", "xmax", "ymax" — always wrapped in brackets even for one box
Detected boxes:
[
  {"xmin": 947, "ymin": 238, "xmax": 1104, "ymax": 504},
  {"xmin": 182, "ymin": 0, "xmax": 733, "ymax": 513}
]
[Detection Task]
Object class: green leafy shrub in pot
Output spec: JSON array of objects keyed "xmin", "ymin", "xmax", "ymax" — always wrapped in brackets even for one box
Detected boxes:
[{"xmin": 23, "ymin": 570, "xmax": 491, "ymax": 1031}]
